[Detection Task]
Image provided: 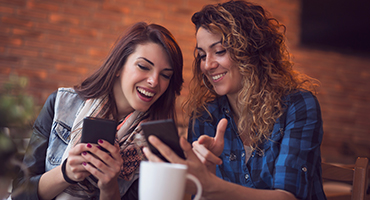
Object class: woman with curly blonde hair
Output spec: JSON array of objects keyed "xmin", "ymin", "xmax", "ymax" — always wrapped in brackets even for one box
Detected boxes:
[{"xmin": 144, "ymin": 1, "xmax": 326, "ymax": 199}]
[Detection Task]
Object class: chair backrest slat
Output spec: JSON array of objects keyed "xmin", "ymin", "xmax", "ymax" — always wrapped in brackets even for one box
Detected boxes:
[
  {"xmin": 351, "ymin": 157, "xmax": 369, "ymax": 200},
  {"xmin": 322, "ymin": 157, "xmax": 369, "ymax": 200}
]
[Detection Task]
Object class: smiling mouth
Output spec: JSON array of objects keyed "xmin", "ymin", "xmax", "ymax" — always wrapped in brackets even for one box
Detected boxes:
[
  {"xmin": 137, "ymin": 87, "xmax": 155, "ymax": 98},
  {"xmin": 212, "ymin": 73, "xmax": 226, "ymax": 80}
]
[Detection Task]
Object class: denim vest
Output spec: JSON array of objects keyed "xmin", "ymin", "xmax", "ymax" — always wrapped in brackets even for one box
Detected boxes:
[
  {"xmin": 46, "ymin": 87, "xmax": 137, "ymax": 197},
  {"xmin": 45, "ymin": 87, "xmax": 83, "ymax": 171}
]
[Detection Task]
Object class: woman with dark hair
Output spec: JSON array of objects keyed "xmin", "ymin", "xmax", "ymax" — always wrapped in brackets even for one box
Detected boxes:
[
  {"xmin": 144, "ymin": 1, "xmax": 326, "ymax": 199},
  {"xmin": 12, "ymin": 22, "xmax": 183, "ymax": 200}
]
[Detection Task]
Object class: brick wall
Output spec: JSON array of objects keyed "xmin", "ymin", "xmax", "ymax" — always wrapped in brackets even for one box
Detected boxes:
[{"xmin": 1, "ymin": 0, "xmax": 369, "ymax": 164}]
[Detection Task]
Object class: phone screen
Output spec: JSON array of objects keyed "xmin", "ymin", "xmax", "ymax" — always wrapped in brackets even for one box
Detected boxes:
[
  {"xmin": 141, "ymin": 119, "xmax": 185, "ymax": 162},
  {"xmin": 81, "ymin": 117, "xmax": 117, "ymax": 151}
]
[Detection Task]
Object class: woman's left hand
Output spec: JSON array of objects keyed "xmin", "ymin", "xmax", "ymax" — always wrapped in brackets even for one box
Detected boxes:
[
  {"xmin": 143, "ymin": 136, "xmax": 215, "ymax": 196},
  {"xmin": 81, "ymin": 139, "xmax": 123, "ymax": 196}
]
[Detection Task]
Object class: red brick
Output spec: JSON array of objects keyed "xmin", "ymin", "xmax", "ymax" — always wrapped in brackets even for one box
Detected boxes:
[
  {"xmin": 0, "ymin": 0, "xmax": 26, "ymax": 7},
  {"xmin": 0, "ymin": 36, "xmax": 23, "ymax": 46},
  {"xmin": 75, "ymin": 56, "xmax": 103, "ymax": 66},
  {"xmin": 187, "ymin": 0, "xmax": 210, "ymax": 11},
  {"xmin": 100, "ymin": 32, "xmax": 121, "ymax": 41},
  {"xmin": 47, "ymin": 34, "xmax": 75, "ymax": 44},
  {"xmin": 69, "ymin": 28, "xmax": 97, "ymax": 38},
  {"xmin": 132, "ymin": 9, "xmax": 162, "ymax": 20},
  {"xmin": 102, "ymin": 3, "xmax": 130, "ymax": 14},
  {"xmin": 92, "ymin": 11, "xmax": 124, "ymax": 22},
  {"xmin": 41, "ymin": 52, "xmax": 73, "ymax": 62},
  {"xmin": 143, "ymin": 2, "xmax": 169, "ymax": 12},
  {"xmin": 16, "ymin": 9, "xmax": 48, "ymax": 20},
  {"xmin": 88, "ymin": 48, "xmax": 108, "ymax": 58},
  {"xmin": 83, "ymin": 21, "xmax": 112, "ymax": 30},
  {"xmin": 0, "ymin": 67, "xmax": 11, "ymax": 74},
  {"xmin": 55, "ymin": 63, "xmax": 88, "ymax": 74},
  {"xmin": 163, "ymin": 12, "xmax": 191, "ymax": 25},
  {"xmin": 75, "ymin": 38, "xmax": 111, "ymax": 49},
  {"xmin": 0, "ymin": 5, "xmax": 14, "ymax": 14},
  {"xmin": 24, "ymin": 40, "xmax": 56, "ymax": 50},
  {"xmin": 14, "ymin": 68, "xmax": 48, "ymax": 80},
  {"xmin": 1, "ymin": 16, "xmax": 33, "ymax": 27},
  {"xmin": 0, "ymin": 26, "xmax": 11, "ymax": 34},
  {"xmin": 35, "ymin": 22, "xmax": 66, "ymax": 32},
  {"xmin": 10, "ymin": 48, "xmax": 38, "ymax": 57},
  {"xmin": 61, "ymin": 6, "xmax": 91, "ymax": 17},
  {"xmin": 27, "ymin": 2, "xmax": 59, "ymax": 12},
  {"xmin": 0, "ymin": 55, "xmax": 20, "ymax": 63},
  {"xmin": 13, "ymin": 28, "xmax": 43, "ymax": 38},
  {"xmin": 68, "ymin": 0, "xmax": 100, "ymax": 9},
  {"xmin": 160, "ymin": 0, "xmax": 183, "ymax": 4},
  {"xmin": 171, "ymin": 6, "xmax": 194, "ymax": 16},
  {"xmin": 46, "ymin": 72, "xmax": 84, "ymax": 86},
  {"xmin": 58, "ymin": 45, "xmax": 87, "ymax": 55},
  {"xmin": 23, "ymin": 58, "xmax": 55, "ymax": 70},
  {"xmin": 49, "ymin": 14, "xmax": 80, "ymax": 25},
  {"xmin": 109, "ymin": 0, "xmax": 142, "ymax": 7}
]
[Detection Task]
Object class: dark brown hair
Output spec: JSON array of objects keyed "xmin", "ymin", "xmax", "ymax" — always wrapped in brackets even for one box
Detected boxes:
[{"xmin": 74, "ymin": 22, "xmax": 183, "ymax": 121}]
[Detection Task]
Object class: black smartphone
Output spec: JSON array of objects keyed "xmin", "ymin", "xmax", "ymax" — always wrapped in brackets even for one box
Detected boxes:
[
  {"xmin": 81, "ymin": 117, "xmax": 117, "ymax": 152},
  {"xmin": 141, "ymin": 119, "xmax": 185, "ymax": 162}
]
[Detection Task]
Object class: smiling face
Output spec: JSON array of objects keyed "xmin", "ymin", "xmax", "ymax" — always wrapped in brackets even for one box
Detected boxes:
[
  {"xmin": 113, "ymin": 42, "xmax": 173, "ymax": 117},
  {"xmin": 196, "ymin": 27, "xmax": 243, "ymax": 100}
]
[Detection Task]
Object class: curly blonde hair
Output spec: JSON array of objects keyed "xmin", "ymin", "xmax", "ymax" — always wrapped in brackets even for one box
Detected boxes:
[{"xmin": 183, "ymin": 0, "xmax": 319, "ymax": 148}]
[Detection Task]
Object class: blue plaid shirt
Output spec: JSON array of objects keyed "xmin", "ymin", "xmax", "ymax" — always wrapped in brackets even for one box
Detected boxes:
[{"xmin": 188, "ymin": 91, "xmax": 326, "ymax": 200}]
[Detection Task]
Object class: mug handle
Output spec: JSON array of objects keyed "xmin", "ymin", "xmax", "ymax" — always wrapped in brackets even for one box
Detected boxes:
[{"xmin": 186, "ymin": 174, "xmax": 202, "ymax": 200}]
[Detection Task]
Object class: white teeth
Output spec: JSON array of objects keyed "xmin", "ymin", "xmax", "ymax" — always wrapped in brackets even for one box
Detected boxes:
[
  {"xmin": 212, "ymin": 73, "xmax": 226, "ymax": 80},
  {"xmin": 137, "ymin": 87, "xmax": 154, "ymax": 97}
]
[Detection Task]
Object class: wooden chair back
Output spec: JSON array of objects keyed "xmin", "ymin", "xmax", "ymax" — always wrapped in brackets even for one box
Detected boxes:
[{"xmin": 322, "ymin": 157, "xmax": 369, "ymax": 200}]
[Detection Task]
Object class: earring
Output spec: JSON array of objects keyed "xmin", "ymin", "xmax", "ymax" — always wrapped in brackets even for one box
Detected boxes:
[{"xmin": 202, "ymin": 74, "xmax": 215, "ymax": 93}]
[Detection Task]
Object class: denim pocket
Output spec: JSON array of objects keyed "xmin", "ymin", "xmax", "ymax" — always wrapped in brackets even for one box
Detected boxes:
[{"xmin": 46, "ymin": 121, "xmax": 71, "ymax": 168}]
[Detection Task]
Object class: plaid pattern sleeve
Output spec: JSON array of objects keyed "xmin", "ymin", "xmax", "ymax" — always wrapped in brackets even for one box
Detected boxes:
[{"xmin": 187, "ymin": 91, "xmax": 326, "ymax": 200}]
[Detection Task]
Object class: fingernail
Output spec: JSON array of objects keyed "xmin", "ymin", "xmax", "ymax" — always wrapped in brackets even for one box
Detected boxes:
[
  {"xmin": 148, "ymin": 135, "xmax": 157, "ymax": 142},
  {"xmin": 97, "ymin": 146, "xmax": 101, "ymax": 149},
  {"xmin": 87, "ymin": 143, "xmax": 92, "ymax": 148},
  {"xmin": 82, "ymin": 162, "xmax": 86, "ymax": 166},
  {"xmin": 98, "ymin": 139, "xmax": 103, "ymax": 144},
  {"xmin": 82, "ymin": 151, "xmax": 87, "ymax": 155}
]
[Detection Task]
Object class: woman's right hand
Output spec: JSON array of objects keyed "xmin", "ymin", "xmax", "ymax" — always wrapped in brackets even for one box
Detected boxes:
[
  {"xmin": 192, "ymin": 118, "xmax": 227, "ymax": 173},
  {"xmin": 64, "ymin": 143, "xmax": 93, "ymax": 182}
]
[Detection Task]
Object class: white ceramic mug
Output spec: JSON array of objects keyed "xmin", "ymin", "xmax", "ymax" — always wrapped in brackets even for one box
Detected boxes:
[{"xmin": 139, "ymin": 161, "xmax": 202, "ymax": 200}]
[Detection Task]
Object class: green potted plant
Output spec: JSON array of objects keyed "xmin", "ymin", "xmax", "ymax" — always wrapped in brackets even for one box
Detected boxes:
[
  {"xmin": 0, "ymin": 74, "xmax": 38, "ymax": 152},
  {"xmin": 0, "ymin": 129, "xmax": 18, "ymax": 199}
]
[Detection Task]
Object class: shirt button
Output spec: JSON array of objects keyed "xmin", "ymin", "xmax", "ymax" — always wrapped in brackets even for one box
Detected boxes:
[
  {"xmin": 229, "ymin": 153, "xmax": 236, "ymax": 161},
  {"xmin": 245, "ymin": 174, "xmax": 249, "ymax": 180},
  {"xmin": 302, "ymin": 167, "xmax": 307, "ymax": 172},
  {"xmin": 225, "ymin": 109, "xmax": 229, "ymax": 114}
]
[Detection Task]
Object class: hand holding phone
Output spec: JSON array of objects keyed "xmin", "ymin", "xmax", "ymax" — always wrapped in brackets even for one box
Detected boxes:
[
  {"xmin": 81, "ymin": 117, "xmax": 117, "ymax": 152},
  {"xmin": 141, "ymin": 119, "xmax": 185, "ymax": 162}
]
